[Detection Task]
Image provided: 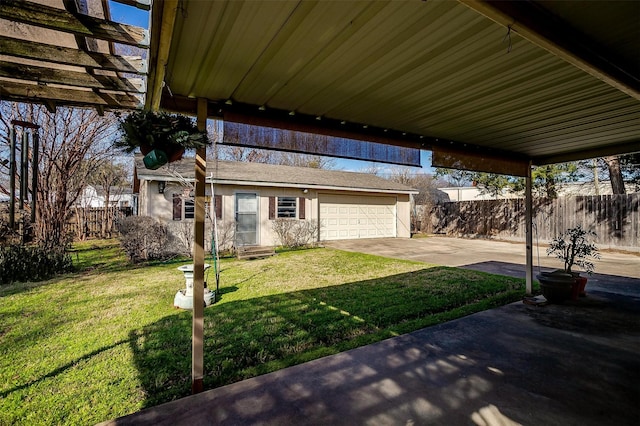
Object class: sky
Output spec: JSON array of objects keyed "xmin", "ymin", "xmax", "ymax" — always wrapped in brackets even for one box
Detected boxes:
[{"xmin": 108, "ymin": 2, "xmax": 433, "ymax": 175}]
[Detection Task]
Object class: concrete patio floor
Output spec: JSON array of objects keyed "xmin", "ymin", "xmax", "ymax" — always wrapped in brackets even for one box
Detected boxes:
[{"xmin": 102, "ymin": 237, "xmax": 640, "ymax": 426}]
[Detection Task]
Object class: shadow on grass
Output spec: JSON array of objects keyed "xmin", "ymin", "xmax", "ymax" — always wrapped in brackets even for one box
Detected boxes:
[
  {"xmin": 0, "ymin": 339, "xmax": 132, "ymax": 399},
  {"xmin": 129, "ymin": 267, "xmax": 525, "ymax": 409},
  {"xmin": 2, "ymin": 245, "xmax": 198, "ymax": 298}
]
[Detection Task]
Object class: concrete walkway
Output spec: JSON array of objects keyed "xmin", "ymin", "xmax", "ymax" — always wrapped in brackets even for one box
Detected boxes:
[{"xmin": 102, "ymin": 237, "xmax": 640, "ymax": 426}]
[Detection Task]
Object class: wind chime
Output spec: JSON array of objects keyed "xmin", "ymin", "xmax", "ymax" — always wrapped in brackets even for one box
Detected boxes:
[{"xmin": 8, "ymin": 120, "xmax": 40, "ymax": 237}]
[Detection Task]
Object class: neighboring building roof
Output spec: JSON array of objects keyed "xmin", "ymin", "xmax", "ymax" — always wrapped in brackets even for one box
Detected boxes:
[
  {"xmin": 439, "ymin": 181, "xmax": 638, "ymax": 201},
  {"xmin": 94, "ymin": 186, "xmax": 133, "ymax": 197},
  {"xmin": 134, "ymin": 155, "xmax": 417, "ymax": 194}
]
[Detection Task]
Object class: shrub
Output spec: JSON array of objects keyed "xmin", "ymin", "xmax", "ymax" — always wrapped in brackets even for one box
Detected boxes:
[
  {"xmin": 165, "ymin": 219, "xmax": 237, "ymax": 257},
  {"xmin": 271, "ymin": 219, "xmax": 319, "ymax": 249},
  {"xmin": 166, "ymin": 220, "xmax": 193, "ymax": 256},
  {"xmin": 115, "ymin": 216, "xmax": 173, "ymax": 263},
  {"xmin": 212, "ymin": 220, "xmax": 236, "ymax": 255},
  {"xmin": 0, "ymin": 244, "xmax": 73, "ymax": 284}
]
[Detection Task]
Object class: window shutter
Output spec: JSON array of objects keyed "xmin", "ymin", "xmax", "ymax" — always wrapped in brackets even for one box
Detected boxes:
[
  {"xmin": 269, "ymin": 197, "xmax": 275, "ymax": 220},
  {"xmin": 298, "ymin": 197, "xmax": 305, "ymax": 219},
  {"xmin": 173, "ymin": 195, "xmax": 182, "ymax": 220},
  {"xmin": 214, "ymin": 194, "xmax": 222, "ymax": 219}
]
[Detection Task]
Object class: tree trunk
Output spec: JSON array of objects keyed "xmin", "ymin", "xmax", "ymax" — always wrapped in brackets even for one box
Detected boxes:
[{"xmin": 604, "ymin": 156, "xmax": 626, "ymax": 194}]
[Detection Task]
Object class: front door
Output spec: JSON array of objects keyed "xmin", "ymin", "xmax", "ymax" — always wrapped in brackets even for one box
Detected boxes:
[{"xmin": 236, "ymin": 193, "xmax": 258, "ymax": 245}]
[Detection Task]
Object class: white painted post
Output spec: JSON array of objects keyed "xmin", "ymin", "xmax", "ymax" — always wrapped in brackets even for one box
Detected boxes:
[{"xmin": 525, "ymin": 161, "xmax": 533, "ymax": 295}]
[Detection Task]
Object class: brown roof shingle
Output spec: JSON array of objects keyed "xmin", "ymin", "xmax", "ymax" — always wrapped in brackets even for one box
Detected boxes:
[{"xmin": 135, "ymin": 155, "xmax": 416, "ymax": 194}]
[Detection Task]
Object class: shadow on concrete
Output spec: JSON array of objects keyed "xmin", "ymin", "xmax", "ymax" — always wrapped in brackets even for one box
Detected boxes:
[{"xmin": 459, "ymin": 260, "xmax": 640, "ymax": 297}]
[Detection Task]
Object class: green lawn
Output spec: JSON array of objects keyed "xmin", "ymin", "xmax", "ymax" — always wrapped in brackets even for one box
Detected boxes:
[{"xmin": 0, "ymin": 240, "xmax": 527, "ymax": 425}]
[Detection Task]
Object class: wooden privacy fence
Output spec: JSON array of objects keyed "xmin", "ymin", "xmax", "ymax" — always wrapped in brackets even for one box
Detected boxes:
[
  {"xmin": 429, "ymin": 194, "xmax": 639, "ymax": 250},
  {"xmin": 68, "ymin": 207, "xmax": 133, "ymax": 240}
]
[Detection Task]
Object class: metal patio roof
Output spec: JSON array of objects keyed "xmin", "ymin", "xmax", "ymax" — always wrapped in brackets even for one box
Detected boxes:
[
  {"xmin": 147, "ymin": 0, "xmax": 639, "ymax": 171},
  {"xmin": 1, "ymin": 1, "xmax": 637, "ymax": 170}
]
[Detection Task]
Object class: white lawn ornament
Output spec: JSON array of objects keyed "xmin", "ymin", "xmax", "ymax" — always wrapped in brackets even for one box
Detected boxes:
[{"xmin": 174, "ymin": 264, "xmax": 214, "ymax": 309}]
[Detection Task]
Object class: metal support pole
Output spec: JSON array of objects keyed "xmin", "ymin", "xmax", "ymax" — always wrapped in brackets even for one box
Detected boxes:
[
  {"xmin": 192, "ymin": 98, "xmax": 207, "ymax": 394},
  {"xmin": 31, "ymin": 132, "xmax": 39, "ymax": 225},
  {"xmin": 9, "ymin": 126, "xmax": 16, "ymax": 229},
  {"xmin": 20, "ymin": 130, "xmax": 29, "ymax": 210},
  {"xmin": 525, "ymin": 162, "xmax": 533, "ymax": 295}
]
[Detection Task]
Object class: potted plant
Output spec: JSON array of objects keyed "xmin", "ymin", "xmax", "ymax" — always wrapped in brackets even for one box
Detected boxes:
[
  {"xmin": 538, "ymin": 225, "xmax": 600, "ymax": 303},
  {"xmin": 114, "ymin": 110, "xmax": 209, "ymax": 170}
]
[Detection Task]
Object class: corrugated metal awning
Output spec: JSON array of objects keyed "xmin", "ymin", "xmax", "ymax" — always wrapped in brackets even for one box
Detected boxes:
[{"xmin": 147, "ymin": 0, "xmax": 639, "ymax": 171}]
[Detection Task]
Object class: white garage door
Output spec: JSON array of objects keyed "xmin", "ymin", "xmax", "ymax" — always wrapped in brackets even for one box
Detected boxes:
[{"xmin": 319, "ymin": 194, "xmax": 396, "ymax": 240}]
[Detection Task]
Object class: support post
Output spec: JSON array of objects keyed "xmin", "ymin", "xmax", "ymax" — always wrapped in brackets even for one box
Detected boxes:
[
  {"xmin": 192, "ymin": 98, "xmax": 207, "ymax": 394},
  {"xmin": 9, "ymin": 126, "xmax": 16, "ymax": 229},
  {"xmin": 20, "ymin": 130, "xmax": 29, "ymax": 210},
  {"xmin": 525, "ymin": 161, "xmax": 533, "ymax": 295},
  {"xmin": 31, "ymin": 132, "xmax": 39, "ymax": 226}
]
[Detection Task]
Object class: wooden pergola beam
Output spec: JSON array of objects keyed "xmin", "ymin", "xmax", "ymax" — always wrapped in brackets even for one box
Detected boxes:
[
  {"xmin": 0, "ymin": 35, "xmax": 147, "ymax": 74},
  {"xmin": 0, "ymin": 60, "xmax": 145, "ymax": 93},
  {"xmin": 0, "ymin": 0, "xmax": 149, "ymax": 48},
  {"xmin": 0, "ymin": 80, "xmax": 142, "ymax": 109}
]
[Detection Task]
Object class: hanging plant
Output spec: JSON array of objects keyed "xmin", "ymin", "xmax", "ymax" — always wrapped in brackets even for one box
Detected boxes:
[{"xmin": 114, "ymin": 110, "xmax": 209, "ymax": 169}]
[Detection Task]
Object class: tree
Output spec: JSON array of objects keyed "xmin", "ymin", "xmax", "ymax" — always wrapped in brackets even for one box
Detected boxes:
[
  {"xmin": 215, "ymin": 145, "xmax": 336, "ymax": 169},
  {"xmin": 603, "ymin": 156, "xmax": 626, "ymax": 194},
  {"xmin": 216, "ymin": 145, "xmax": 275, "ymax": 163},
  {"xmin": 274, "ymin": 152, "xmax": 336, "ymax": 169},
  {"xmin": 0, "ymin": 102, "xmax": 117, "ymax": 248},
  {"xmin": 434, "ymin": 168, "xmax": 473, "ymax": 187},
  {"xmin": 577, "ymin": 154, "xmax": 639, "ymax": 195},
  {"xmin": 88, "ymin": 161, "xmax": 129, "ymax": 238},
  {"xmin": 618, "ymin": 153, "xmax": 640, "ymax": 192},
  {"xmin": 376, "ymin": 167, "xmax": 444, "ymax": 232},
  {"xmin": 435, "ymin": 162, "xmax": 580, "ymax": 198},
  {"xmin": 357, "ymin": 164, "xmax": 382, "ymax": 176}
]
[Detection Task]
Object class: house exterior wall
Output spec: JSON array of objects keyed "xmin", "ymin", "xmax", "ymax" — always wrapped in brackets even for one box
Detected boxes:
[
  {"xmin": 396, "ymin": 193, "xmax": 411, "ymax": 238},
  {"xmin": 139, "ymin": 179, "xmax": 411, "ymax": 245}
]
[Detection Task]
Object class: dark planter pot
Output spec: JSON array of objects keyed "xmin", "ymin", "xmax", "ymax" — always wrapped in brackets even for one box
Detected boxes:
[
  {"xmin": 574, "ymin": 275, "xmax": 588, "ymax": 297},
  {"xmin": 537, "ymin": 271, "xmax": 575, "ymax": 304},
  {"xmin": 143, "ymin": 149, "xmax": 168, "ymax": 170},
  {"xmin": 140, "ymin": 144, "xmax": 185, "ymax": 170}
]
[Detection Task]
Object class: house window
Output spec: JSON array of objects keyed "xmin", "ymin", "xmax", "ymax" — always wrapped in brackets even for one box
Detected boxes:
[
  {"xmin": 277, "ymin": 197, "xmax": 297, "ymax": 218},
  {"xmin": 184, "ymin": 199, "xmax": 195, "ymax": 219},
  {"xmin": 174, "ymin": 195, "xmax": 217, "ymax": 221}
]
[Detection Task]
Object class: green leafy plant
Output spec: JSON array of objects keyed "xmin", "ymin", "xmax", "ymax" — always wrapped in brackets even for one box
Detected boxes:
[
  {"xmin": 546, "ymin": 225, "xmax": 600, "ymax": 274},
  {"xmin": 0, "ymin": 244, "xmax": 72, "ymax": 284},
  {"xmin": 114, "ymin": 110, "xmax": 209, "ymax": 153}
]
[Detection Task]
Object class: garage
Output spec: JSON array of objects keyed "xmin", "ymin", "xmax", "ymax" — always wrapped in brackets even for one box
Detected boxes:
[{"xmin": 319, "ymin": 194, "xmax": 397, "ymax": 241}]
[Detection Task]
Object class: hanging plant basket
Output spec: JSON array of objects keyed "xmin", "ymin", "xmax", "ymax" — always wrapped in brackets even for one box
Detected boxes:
[{"xmin": 114, "ymin": 110, "xmax": 209, "ymax": 169}]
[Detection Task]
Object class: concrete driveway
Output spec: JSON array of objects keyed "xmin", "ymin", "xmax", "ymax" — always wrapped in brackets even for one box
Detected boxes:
[
  {"xmin": 325, "ymin": 236, "xmax": 640, "ymax": 297},
  {"xmin": 103, "ymin": 237, "xmax": 640, "ymax": 426}
]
